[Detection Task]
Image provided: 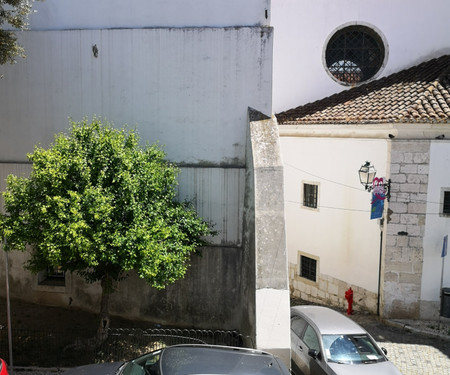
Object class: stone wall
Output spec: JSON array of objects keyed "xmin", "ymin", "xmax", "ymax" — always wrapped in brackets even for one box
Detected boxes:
[
  {"xmin": 382, "ymin": 140, "xmax": 430, "ymax": 319},
  {"xmin": 247, "ymin": 110, "xmax": 290, "ymax": 365},
  {"xmin": 289, "ymin": 263, "xmax": 378, "ymax": 314}
]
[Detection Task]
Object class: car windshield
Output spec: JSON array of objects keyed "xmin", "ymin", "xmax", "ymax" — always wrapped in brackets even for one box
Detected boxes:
[{"xmin": 322, "ymin": 334, "xmax": 386, "ymax": 364}]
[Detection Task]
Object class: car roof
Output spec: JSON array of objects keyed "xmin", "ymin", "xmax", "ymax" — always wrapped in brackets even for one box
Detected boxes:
[
  {"xmin": 291, "ymin": 305, "xmax": 366, "ymax": 335},
  {"xmin": 160, "ymin": 345, "xmax": 289, "ymax": 375}
]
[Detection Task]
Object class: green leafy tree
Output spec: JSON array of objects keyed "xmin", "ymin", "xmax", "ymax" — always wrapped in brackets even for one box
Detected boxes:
[
  {"xmin": 2, "ymin": 118, "xmax": 213, "ymax": 332},
  {"xmin": 1, "ymin": 0, "xmax": 41, "ymax": 65}
]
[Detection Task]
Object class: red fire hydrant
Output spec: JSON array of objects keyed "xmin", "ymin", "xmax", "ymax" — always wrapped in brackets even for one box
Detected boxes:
[{"xmin": 345, "ymin": 287, "xmax": 353, "ymax": 315}]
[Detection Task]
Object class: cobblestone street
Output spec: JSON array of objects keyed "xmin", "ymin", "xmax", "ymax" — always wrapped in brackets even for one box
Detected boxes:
[
  {"xmin": 382, "ymin": 341, "xmax": 449, "ymax": 375},
  {"xmin": 351, "ymin": 314, "xmax": 450, "ymax": 375}
]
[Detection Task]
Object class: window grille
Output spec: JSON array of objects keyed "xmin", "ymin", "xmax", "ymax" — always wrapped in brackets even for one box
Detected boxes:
[
  {"xmin": 444, "ymin": 191, "xmax": 450, "ymax": 215},
  {"xmin": 38, "ymin": 266, "xmax": 65, "ymax": 286},
  {"xmin": 47, "ymin": 266, "xmax": 65, "ymax": 279},
  {"xmin": 300, "ymin": 255, "xmax": 317, "ymax": 282},
  {"xmin": 325, "ymin": 25, "xmax": 385, "ymax": 85},
  {"xmin": 303, "ymin": 183, "xmax": 318, "ymax": 209}
]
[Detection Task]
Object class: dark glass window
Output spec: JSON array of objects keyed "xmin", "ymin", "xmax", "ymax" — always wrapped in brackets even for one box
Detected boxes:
[
  {"xmin": 291, "ymin": 316, "xmax": 308, "ymax": 337},
  {"xmin": 325, "ymin": 25, "xmax": 385, "ymax": 85},
  {"xmin": 300, "ymin": 255, "xmax": 317, "ymax": 282},
  {"xmin": 303, "ymin": 183, "xmax": 318, "ymax": 209},
  {"xmin": 444, "ymin": 191, "xmax": 450, "ymax": 215},
  {"xmin": 303, "ymin": 325, "xmax": 320, "ymax": 351}
]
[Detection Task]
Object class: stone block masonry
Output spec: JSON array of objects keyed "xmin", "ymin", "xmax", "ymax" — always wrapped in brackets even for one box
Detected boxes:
[
  {"xmin": 289, "ymin": 263, "xmax": 378, "ymax": 314},
  {"xmin": 382, "ymin": 140, "xmax": 430, "ymax": 319}
]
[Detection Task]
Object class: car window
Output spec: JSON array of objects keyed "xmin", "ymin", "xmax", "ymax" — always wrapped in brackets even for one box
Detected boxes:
[
  {"xmin": 302, "ymin": 325, "xmax": 320, "ymax": 352},
  {"xmin": 322, "ymin": 334, "xmax": 386, "ymax": 364},
  {"xmin": 291, "ymin": 316, "xmax": 308, "ymax": 337},
  {"xmin": 122, "ymin": 350, "xmax": 162, "ymax": 375}
]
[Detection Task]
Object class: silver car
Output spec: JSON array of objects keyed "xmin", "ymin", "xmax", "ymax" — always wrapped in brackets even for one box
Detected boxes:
[{"xmin": 291, "ymin": 306, "xmax": 402, "ymax": 375}]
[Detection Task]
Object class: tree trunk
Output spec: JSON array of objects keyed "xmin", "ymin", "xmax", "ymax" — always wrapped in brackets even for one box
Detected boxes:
[{"xmin": 97, "ymin": 276, "xmax": 112, "ymax": 341}]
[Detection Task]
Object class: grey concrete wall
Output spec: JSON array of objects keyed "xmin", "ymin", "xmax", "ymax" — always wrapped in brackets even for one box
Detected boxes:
[
  {"xmin": 0, "ymin": 163, "xmax": 247, "ymax": 330},
  {"xmin": 0, "ymin": 245, "xmax": 244, "ymax": 329}
]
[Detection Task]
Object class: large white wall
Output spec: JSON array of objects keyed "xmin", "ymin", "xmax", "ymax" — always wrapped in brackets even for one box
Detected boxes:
[
  {"xmin": 280, "ymin": 134, "xmax": 388, "ymax": 293},
  {"xmin": 422, "ymin": 142, "xmax": 450, "ymax": 302},
  {"xmin": 0, "ymin": 27, "xmax": 272, "ymax": 164},
  {"xmin": 271, "ymin": 0, "xmax": 450, "ymax": 112},
  {"xmin": 28, "ymin": 0, "xmax": 270, "ymax": 29}
]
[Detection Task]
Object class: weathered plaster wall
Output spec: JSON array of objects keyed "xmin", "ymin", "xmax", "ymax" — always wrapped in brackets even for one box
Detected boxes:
[
  {"xmin": 0, "ymin": 27, "xmax": 272, "ymax": 165},
  {"xmin": 27, "ymin": 0, "xmax": 270, "ymax": 30},
  {"xmin": 0, "ymin": 164, "xmax": 246, "ymax": 329},
  {"xmin": 1, "ymin": 245, "xmax": 245, "ymax": 329}
]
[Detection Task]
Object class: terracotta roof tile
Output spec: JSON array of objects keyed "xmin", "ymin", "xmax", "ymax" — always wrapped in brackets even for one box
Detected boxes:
[{"xmin": 276, "ymin": 55, "xmax": 450, "ymax": 125}]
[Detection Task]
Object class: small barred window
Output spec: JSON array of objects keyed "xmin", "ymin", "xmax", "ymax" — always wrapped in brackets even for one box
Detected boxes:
[
  {"xmin": 300, "ymin": 255, "xmax": 317, "ymax": 282},
  {"xmin": 443, "ymin": 191, "xmax": 450, "ymax": 215},
  {"xmin": 303, "ymin": 183, "xmax": 318, "ymax": 209}
]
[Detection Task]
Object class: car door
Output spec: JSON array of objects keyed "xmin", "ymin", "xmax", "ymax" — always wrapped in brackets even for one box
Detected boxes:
[
  {"xmin": 290, "ymin": 315, "xmax": 308, "ymax": 375},
  {"xmin": 301, "ymin": 324, "xmax": 327, "ymax": 375}
]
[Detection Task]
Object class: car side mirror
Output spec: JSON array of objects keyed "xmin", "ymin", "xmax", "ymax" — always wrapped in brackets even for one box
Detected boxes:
[
  {"xmin": 381, "ymin": 347, "xmax": 387, "ymax": 355},
  {"xmin": 308, "ymin": 349, "xmax": 321, "ymax": 360}
]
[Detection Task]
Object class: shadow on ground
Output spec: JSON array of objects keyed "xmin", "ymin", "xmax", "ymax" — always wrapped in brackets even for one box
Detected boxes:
[
  {"xmin": 0, "ymin": 297, "xmax": 158, "ymax": 332},
  {"xmin": 2, "ymin": 297, "xmax": 450, "ymax": 361}
]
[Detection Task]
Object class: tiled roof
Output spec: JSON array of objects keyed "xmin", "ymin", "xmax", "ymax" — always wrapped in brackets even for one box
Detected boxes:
[{"xmin": 276, "ymin": 55, "xmax": 450, "ymax": 125}]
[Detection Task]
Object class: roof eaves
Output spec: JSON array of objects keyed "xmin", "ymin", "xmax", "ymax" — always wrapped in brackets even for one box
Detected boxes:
[{"xmin": 277, "ymin": 55, "xmax": 450, "ymax": 125}]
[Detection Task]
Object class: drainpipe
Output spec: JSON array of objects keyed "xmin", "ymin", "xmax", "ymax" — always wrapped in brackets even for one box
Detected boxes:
[
  {"xmin": 4, "ymin": 239, "xmax": 13, "ymax": 372},
  {"xmin": 377, "ymin": 227, "xmax": 383, "ymax": 316}
]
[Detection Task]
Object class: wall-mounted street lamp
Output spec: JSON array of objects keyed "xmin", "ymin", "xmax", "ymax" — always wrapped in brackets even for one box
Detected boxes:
[{"xmin": 358, "ymin": 161, "xmax": 391, "ymax": 201}]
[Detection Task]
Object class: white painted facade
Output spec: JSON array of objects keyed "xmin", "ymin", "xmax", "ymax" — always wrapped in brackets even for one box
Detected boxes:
[
  {"xmin": 272, "ymin": 0, "xmax": 450, "ymax": 319},
  {"xmin": 271, "ymin": 0, "xmax": 450, "ymax": 112},
  {"xmin": 280, "ymin": 125, "xmax": 450, "ymax": 318},
  {"xmin": 422, "ymin": 143, "xmax": 450, "ymax": 309},
  {"xmin": 280, "ymin": 127, "xmax": 389, "ymax": 313}
]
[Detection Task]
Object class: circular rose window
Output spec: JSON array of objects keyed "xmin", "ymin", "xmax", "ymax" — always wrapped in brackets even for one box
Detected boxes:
[{"xmin": 325, "ymin": 25, "xmax": 386, "ymax": 85}]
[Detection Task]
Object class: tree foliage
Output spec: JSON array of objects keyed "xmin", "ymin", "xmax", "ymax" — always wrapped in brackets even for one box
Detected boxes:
[
  {"xmin": 2, "ymin": 118, "xmax": 213, "ymax": 327},
  {"xmin": 0, "ymin": 0, "xmax": 41, "ymax": 65}
]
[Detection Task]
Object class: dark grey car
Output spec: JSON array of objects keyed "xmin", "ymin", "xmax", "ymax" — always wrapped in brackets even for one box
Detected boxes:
[
  {"xmin": 291, "ymin": 306, "xmax": 402, "ymax": 375},
  {"xmin": 62, "ymin": 344, "xmax": 291, "ymax": 375}
]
